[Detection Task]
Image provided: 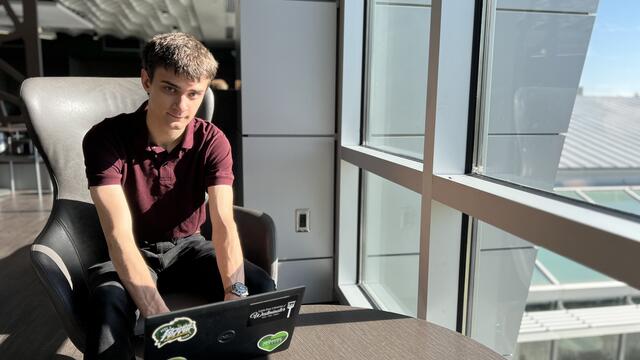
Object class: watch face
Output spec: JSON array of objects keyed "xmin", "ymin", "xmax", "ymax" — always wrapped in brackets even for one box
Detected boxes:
[{"xmin": 232, "ymin": 282, "xmax": 249, "ymax": 296}]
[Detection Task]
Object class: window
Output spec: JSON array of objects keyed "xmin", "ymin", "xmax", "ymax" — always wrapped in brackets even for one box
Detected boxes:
[
  {"xmin": 337, "ymin": 3, "xmax": 640, "ymax": 360},
  {"xmin": 475, "ymin": 0, "xmax": 640, "ymax": 218},
  {"xmin": 363, "ymin": 0, "xmax": 430, "ymax": 160},
  {"xmin": 471, "ymin": 220, "xmax": 640, "ymax": 359},
  {"xmin": 360, "ymin": 171, "xmax": 421, "ymax": 317},
  {"xmin": 468, "ymin": 2, "xmax": 640, "ymax": 355},
  {"xmin": 335, "ymin": 0, "xmax": 434, "ymax": 317}
]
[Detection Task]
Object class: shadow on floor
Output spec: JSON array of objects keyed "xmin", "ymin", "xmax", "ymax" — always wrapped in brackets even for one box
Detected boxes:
[{"xmin": 0, "ymin": 245, "xmax": 72, "ymax": 359}]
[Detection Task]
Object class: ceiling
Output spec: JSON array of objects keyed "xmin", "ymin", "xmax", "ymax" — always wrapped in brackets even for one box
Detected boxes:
[{"xmin": 0, "ymin": 0, "xmax": 236, "ymax": 42}]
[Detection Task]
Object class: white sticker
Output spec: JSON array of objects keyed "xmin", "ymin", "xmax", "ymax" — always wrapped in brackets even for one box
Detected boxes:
[
  {"xmin": 286, "ymin": 301, "xmax": 296, "ymax": 318},
  {"xmin": 151, "ymin": 317, "xmax": 198, "ymax": 349}
]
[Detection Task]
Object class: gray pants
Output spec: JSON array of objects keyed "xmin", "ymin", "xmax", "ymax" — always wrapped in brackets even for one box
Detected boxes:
[{"xmin": 84, "ymin": 234, "xmax": 275, "ymax": 360}]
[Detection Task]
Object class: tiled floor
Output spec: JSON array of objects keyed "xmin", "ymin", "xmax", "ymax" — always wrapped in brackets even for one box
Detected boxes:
[{"xmin": 0, "ymin": 192, "xmax": 82, "ymax": 359}]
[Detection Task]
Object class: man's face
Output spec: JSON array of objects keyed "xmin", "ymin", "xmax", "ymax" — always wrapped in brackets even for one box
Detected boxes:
[{"xmin": 141, "ymin": 66, "xmax": 210, "ymax": 133}]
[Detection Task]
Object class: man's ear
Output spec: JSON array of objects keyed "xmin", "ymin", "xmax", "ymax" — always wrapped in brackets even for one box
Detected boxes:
[{"xmin": 141, "ymin": 68, "xmax": 152, "ymax": 94}]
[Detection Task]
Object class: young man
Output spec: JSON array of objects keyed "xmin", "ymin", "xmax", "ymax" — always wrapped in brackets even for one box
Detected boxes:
[{"xmin": 82, "ymin": 32, "xmax": 275, "ymax": 359}]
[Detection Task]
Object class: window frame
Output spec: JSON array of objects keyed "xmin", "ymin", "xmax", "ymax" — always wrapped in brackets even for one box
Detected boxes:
[{"xmin": 335, "ymin": 0, "xmax": 640, "ymax": 336}]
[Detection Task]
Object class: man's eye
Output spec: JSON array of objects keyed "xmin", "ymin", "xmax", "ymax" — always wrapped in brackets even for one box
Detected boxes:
[
  {"xmin": 189, "ymin": 93, "xmax": 198, "ymax": 98},
  {"xmin": 165, "ymin": 87, "xmax": 176, "ymax": 93}
]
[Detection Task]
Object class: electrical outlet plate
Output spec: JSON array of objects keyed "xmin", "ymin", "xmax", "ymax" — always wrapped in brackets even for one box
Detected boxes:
[{"xmin": 295, "ymin": 208, "xmax": 310, "ymax": 233}]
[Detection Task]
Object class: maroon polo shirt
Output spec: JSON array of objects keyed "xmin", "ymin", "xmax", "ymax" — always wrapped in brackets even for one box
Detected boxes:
[{"xmin": 82, "ymin": 102, "xmax": 234, "ymax": 244}]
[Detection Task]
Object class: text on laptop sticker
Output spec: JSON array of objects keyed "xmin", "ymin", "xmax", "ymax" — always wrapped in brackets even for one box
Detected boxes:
[
  {"xmin": 257, "ymin": 331, "xmax": 289, "ymax": 352},
  {"xmin": 248, "ymin": 295, "xmax": 298, "ymax": 326},
  {"xmin": 152, "ymin": 317, "xmax": 198, "ymax": 348}
]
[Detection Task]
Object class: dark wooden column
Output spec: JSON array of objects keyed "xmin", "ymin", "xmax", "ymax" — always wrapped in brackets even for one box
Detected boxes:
[{"xmin": 0, "ymin": 0, "xmax": 42, "ymax": 124}]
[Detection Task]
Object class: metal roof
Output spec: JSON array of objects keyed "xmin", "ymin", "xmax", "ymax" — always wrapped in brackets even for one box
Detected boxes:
[
  {"xmin": 559, "ymin": 96, "xmax": 640, "ymax": 169},
  {"xmin": 519, "ymin": 304, "xmax": 640, "ymax": 343}
]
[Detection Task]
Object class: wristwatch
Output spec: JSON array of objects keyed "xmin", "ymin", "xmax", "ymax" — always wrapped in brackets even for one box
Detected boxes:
[{"xmin": 226, "ymin": 282, "xmax": 249, "ymax": 297}]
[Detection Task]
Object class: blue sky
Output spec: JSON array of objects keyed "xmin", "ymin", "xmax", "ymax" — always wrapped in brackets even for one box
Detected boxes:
[{"xmin": 580, "ymin": 0, "xmax": 640, "ymax": 96}]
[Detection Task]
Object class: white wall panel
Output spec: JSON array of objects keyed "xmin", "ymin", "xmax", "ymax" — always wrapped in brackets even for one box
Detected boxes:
[
  {"xmin": 239, "ymin": 0, "xmax": 336, "ymax": 135},
  {"xmin": 278, "ymin": 258, "xmax": 334, "ymax": 303},
  {"xmin": 242, "ymin": 137, "xmax": 335, "ymax": 260}
]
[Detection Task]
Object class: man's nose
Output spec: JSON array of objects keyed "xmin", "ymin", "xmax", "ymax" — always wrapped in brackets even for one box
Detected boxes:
[{"xmin": 174, "ymin": 95, "xmax": 189, "ymax": 112}]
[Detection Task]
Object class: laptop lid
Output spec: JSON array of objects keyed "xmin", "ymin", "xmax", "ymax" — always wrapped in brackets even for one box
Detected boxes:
[{"xmin": 144, "ymin": 286, "xmax": 305, "ymax": 360}]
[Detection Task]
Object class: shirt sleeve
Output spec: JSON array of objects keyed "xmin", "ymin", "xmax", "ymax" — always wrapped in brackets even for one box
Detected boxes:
[
  {"xmin": 82, "ymin": 123, "xmax": 124, "ymax": 188},
  {"xmin": 204, "ymin": 128, "xmax": 235, "ymax": 187}
]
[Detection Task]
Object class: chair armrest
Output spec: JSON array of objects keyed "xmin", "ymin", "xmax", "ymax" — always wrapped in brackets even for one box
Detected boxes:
[
  {"xmin": 31, "ymin": 243, "xmax": 87, "ymax": 351},
  {"xmin": 233, "ymin": 206, "xmax": 277, "ymax": 279},
  {"xmin": 200, "ymin": 205, "xmax": 277, "ymax": 278}
]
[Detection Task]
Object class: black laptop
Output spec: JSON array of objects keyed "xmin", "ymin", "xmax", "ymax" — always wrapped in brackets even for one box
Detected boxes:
[{"xmin": 144, "ymin": 286, "xmax": 305, "ymax": 360}]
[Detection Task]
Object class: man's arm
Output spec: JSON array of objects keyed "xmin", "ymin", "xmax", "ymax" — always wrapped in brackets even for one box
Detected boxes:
[
  {"xmin": 90, "ymin": 185, "xmax": 169, "ymax": 317},
  {"xmin": 207, "ymin": 184, "xmax": 245, "ymax": 300}
]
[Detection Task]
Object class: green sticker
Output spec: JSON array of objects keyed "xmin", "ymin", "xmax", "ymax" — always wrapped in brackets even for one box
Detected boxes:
[
  {"xmin": 257, "ymin": 331, "xmax": 289, "ymax": 352},
  {"xmin": 152, "ymin": 317, "xmax": 198, "ymax": 349}
]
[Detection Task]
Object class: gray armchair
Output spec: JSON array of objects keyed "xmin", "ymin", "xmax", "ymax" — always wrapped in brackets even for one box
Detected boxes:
[{"xmin": 20, "ymin": 77, "xmax": 276, "ymax": 352}]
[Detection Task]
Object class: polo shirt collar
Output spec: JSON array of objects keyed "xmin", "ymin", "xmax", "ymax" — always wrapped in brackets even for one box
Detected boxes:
[{"xmin": 134, "ymin": 101, "xmax": 196, "ymax": 154}]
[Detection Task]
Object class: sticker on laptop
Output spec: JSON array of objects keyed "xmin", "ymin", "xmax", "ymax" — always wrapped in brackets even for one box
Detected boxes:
[
  {"xmin": 247, "ymin": 295, "xmax": 299, "ymax": 326},
  {"xmin": 152, "ymin": 317, "xmax": 198, "ymax": 349},
  {"xmin": 257, "ymin": 331, "xmax": 289, "ymax": 352}
]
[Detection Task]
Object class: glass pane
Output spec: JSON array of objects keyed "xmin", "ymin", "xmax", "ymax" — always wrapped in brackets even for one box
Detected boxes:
[
  {"xmin": 625, "ymin": 333, "xmax": 640, "ymax": 359},
  {"xmin": 514, "ymin": 341, "xmax": 552, "ymax": 360},
  {"xmin": 537, "ymin": 249, "xmax": 611, "ymax": 283},
  {"xmin": 363, "ymin": 1, "xmax": 430, "ymax": 160},
  {"xmin": 360, "ymin": 171, "xmax": 421, "ymax": 317},
  {"xmin": 557, "ymin": 335, "xmax": 618, "ymax": 360},
  {"xmin": 584, "ymin": 190, "xmax": 640, "ymax": 215},
  {"xmin": 476, "ymin": 0, "xmax": 640, "ymax": 218},
  {"xmin": 555, "ymin": 190, "xmax": 584, "ymax": 201},
  {"xmin": 470, "ymin": 220, "xmax": 639, "ymax": 357}
]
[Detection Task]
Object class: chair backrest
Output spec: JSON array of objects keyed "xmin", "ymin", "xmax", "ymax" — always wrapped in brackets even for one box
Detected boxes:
[{"xmin": 21, "ymin": 77, "xmax": 214, "ymax": 203}]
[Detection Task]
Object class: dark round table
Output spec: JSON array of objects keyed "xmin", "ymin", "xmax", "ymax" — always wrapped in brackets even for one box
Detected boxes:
[{"xmin": 266, "ymin": 305, "xmax": 504, "ymax": 360}]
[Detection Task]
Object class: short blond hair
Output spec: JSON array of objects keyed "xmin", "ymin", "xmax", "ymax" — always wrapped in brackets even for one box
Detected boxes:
[{"xmin": 142, "ymin": 32, "xmax": 218, "ymax": 81}]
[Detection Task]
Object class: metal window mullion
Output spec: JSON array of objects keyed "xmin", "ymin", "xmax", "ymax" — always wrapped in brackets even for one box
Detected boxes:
[
  {"xmin": 416, "ymin": 0, "xmax": 442, "ymax": 320},
  {"xmin": 335, "ymin": 0, "xmax": 370, "ymax": 308},
  {"xmin": 551, "ymin": 339, "xmax": 559, "ymax": 360},
  {"xmin": 472, "ymin": 0, "xmax": 496, "ymax": 174},
  {"xmin": 535, "ymin": 259, "xmax": 560, "ymax": 285},
  {"xmin": 360, "ymin": 0, "xmax": 374, "ymax": 147},
  {"xmin": 575, "ymin": 189, "xmax": 596, "ymax": 203},
  {"xmin": 625, "ymin": 188, "xmax": 640, "ymax": 203},
  {"xmin": 618, "ymin": 333, "xmax": 627, "ymax": 360},
  {"xmin": 341, "ymin": 145, "xmax": 422, "ymax": 193}
]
